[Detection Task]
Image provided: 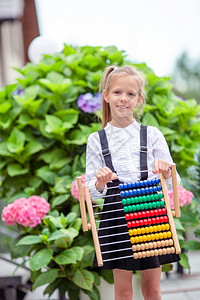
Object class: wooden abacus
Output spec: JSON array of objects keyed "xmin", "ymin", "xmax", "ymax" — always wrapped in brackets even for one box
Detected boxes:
[{"xmin": 77, "ymin": 164, "xmax": 181, "ymax": 267}]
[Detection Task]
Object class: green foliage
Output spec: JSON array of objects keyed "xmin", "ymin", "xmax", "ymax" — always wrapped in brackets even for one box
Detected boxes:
[{"xmin": 0, "ymin": 44, "xmax": 200, "ymax": 298}]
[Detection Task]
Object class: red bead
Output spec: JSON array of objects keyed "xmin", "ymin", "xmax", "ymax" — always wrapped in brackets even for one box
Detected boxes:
[
  {"xmin": 143, "ymin": 219, "xmax": 148, "ymax": 226},
  {"xmin": 129, "ymin": 213, "xmax": 134, "ymax": 220},
  {"xmin": 157, "ymin": 209, "xmax": 162, "ymax": 215},
  {"xmin": 125, "ymin": 214, "xmax": 130, "ymax": 220},
  {"xmin": 142, "ymin": 211, "xmax": 146, "ymax": 218},
  {"xmin": 138, "ymin": 212, "xmax": 142, "ymax": 219},
  {"xmin": 135, "ymin": 220, "xmax": 140, "ymax": 227},
  {"xmin": 146, "ymin": 211, "xmax": 150, "ymax": 217},
  {"xmin": 147, "ymin": 218, "xmax": 151, "ymax": 225},
  {"xmin": 163, "ymin": 216, "xmax": 168, "ymax": 222},
  {"xmin": 133, "ymin": 213, "xmax": 138, "ymax": 219},
  {"xmin": 160, "ymin": 216, "xmax": 164, "ymax": 223},
  {"xmin": 162, "ymin": 208, "xmax": 167, "ymax": 215},
  {"xmin": 127, "ymin": 222, "xmax": 132, "ymax": 228},
  {"xmin": 131, "ymin": 221, "xmax": 136, "ymax": 227},
  {"xmin": 154, "ymin": 209, "xmax": 158, "ymax": 216},
  {"xmin": 152, "ymin": 218, "xmax": 156, "ymax": 224},
  {"xmin": 150, "ymin": 210, "xmax": 154, "ymax": 216},
  {"xmin": 139, "ymin": 220, "xmax": 144, "ymax": 226},
  {"xmin": 155, "ymin": 217, "xmax": 160, "ymax": 223}
]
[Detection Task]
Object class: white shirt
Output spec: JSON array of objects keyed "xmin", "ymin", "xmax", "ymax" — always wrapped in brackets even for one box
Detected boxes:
[{"xmin": 85, "ymin": 121, "xmax": 180, "ymax": 199}]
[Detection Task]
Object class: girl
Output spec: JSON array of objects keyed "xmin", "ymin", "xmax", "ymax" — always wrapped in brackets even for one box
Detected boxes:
[{"xmin": 85, "ymin": 66, "xmax": 180, "ymax": 300}]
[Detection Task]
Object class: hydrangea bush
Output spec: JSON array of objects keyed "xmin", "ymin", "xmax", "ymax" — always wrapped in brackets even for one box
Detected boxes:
[{"xmin": 0, "ymin": 44, "xmax": 200, "ymax": 299}]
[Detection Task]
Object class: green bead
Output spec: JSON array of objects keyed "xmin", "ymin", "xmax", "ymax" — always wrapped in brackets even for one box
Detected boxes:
[
  {"xmin": 132, "ymin": 205, "xmax": 137, "ymax": 211},
  {"xmin": 130, "ymin": 197, "xmax": 135, "ymax": 204},
  {"xmin": 155, "ymin": 194, "xmax": 159, "ymax": 200},
  {"xmin": 159, "ymin": 193, "xmax": 163, "ymax": 199},
  {"xmin": 143, "ymin": 196, "xmax": 147, "ymax": 202},
  {"xmin": 124, "ymin": 206, "xmax": 128, "ymax": 213},
  {"xmin": 150, "ymin": 194, "xmax": 155, "ymax": 201},
  {"xmin": 148, "ymin": 203, "xmax": 153, "ymax": 209},
  {"xmin": 122, "ymin": 199, "xmax": 126, "ymax": 205},
  {"xmin": 136, "ymin": 204, "xmax": 140, "ymax": 211},
  {"xmin": 140, "ymin": 204, "xmax": 144, "ymax": 210},
  {"xmin": 126, "ymin": 198, "xmax": 131, "ymax": 205},
  {"xmin": 144, "ymin": 203, "xmax": 149, "ymax": 209},
  {"xmin": 133, "ymin": 197, "xmax": 138, "ymax": 204},
  {"xmin": 128, "ymin": 205, "xmax": 132, "ymax": 212},
  {"xmin": 152, "ymin": 202, "xmax": 156, "ymax": 209},
  {"xmin": 147, "ymin": 195, "xmax": 151, "ymax": 202},
  {"xmin": 160, "ymin": 201, "xmax": 165, "ymax": 207}
]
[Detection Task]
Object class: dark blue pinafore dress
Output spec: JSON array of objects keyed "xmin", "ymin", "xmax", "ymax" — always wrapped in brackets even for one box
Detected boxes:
[{"xmin": 93, "ymin": 125, "xmax": 180, "ymax": 270}]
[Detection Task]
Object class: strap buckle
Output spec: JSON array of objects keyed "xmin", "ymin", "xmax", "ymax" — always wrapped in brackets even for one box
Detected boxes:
[
  {"xmin": 102, "ymin": 149, "xmax": 110, "ymax": 157},
  {"xmin": 140, "ymin": 146, "xmax": 148, "ymax": 153}
]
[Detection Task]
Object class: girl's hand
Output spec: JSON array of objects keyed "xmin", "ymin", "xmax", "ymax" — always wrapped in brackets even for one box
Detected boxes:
[
  {"xmin": 95, "ymin": 167, "xmax": 117, "ymax": 191},
  {"xmin": 153, "ymin": 159, "xmax": 171, "ymax": 179}
]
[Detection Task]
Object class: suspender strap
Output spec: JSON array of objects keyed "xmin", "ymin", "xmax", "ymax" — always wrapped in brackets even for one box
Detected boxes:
[
  {"xmin": 98, "ymin": 124, "xmax": 148, "ymax": 180},
  {"xmin": 140, "ymin": 124, "xmax": 148, "ymax": 180},
  {"xmin": 98, "ymin": 129, "xmax": 116, "ymax": 172}
]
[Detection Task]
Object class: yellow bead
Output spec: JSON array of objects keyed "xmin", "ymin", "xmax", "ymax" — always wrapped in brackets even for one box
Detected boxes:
[
  {"xmin": 145, "ymin": 227, "xmax": 150, "ymax": 234},
  {"xmin": 129, "ymin": 229, "xmax": 133, "ymax": 236},
  {"xmin": 151, "ymin": 234, "xmax": 155, "ymax": 240},
  {"xmin": 143, "ymin": 235, "xmax": 147, "ymax": 242},
  {"xmin": 157, "ymin": 225, "xmax": 162, "ymax": 231},
  {"xmin": 159, "ymin": 232, "xmax": 164, "ymax": 239},
  {"xmin": 141, "ymin": 227, "xmax": 146, "ymax": 234},
  {"xmin": 139, "ymin": 235, "xmax": 143, "ymax": 243},
  {"xmin": 130, "ymin": 237, "xmax": 135, "ymax": 244},
  {"xmin": 155, "ymin": 233, "xmax": 160, "ymax": 240},
  {"xmin": 161, "ymin": 224, "xmax": 166, "ymax": 231},
  {"xmin": 165, "ymin": 223, "xmax": 170, "ymax": 230},
  {"xmin": 137, "ymin": 228, "xmax": 142, "ymax": 235},
  {"xmin": 147, "ymin": 234, "xmax": 151, "ymax": 241},
  {"xmin": 135, "ymin": 236, "xmax": 139, "ymax": 243},
  {"xmin": 149, "ymin": 226, "xmax": 154, "ymax": 233},
  {"xmin": 163, "ymin": 232, "xmax": 167, "ymax": 239},
  {"xmin": 167, "ymin": 231, "xmax": 172, "ymax": 238},
  {"xmin": 133, "ymin": 229, "xmax": 138, "ymax": 236},
  {"xmin": 153, "ymin": 225, "xmax": 158, "ymax": 232}
]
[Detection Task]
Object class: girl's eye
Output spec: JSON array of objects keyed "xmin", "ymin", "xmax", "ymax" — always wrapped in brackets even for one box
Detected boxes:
[
  {"xmin": 129, "ymin": 93, "xmax": 136, "ymax": 97},
  {"xmin": 114, "ymin": 91, "xmax": 120, "ymax": 94}
]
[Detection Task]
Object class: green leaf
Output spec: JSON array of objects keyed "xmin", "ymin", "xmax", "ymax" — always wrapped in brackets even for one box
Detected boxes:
[
  {"xmin": 73, "ymin": 269, "xmax": 94, "ymax": 291},
  {"xmin": 23, "ymin": 141, "xmax": 44, "ymax": 157},
  {"xmin": 142, "ymin": 112, "xmax": 159, "ymax": 127},
  {"xmin": 66, "ymin": 212, "xmax": 77, "ymax": 224},
  {"xmin": 7, "ymin": 128, "xmax": 25, "ymax": 153},
  {"xmin": 51, "ymin": 194, "xmax": 69, "ymax": 208},
  {"xmin": 183, "ymin": 240, "xmax": 200, "ymax": 251},
  {"xmin": 48, "ymin": 230, "xmax": 67, "ymax": 241},
  {"xmin": 32, "ymin": 269, "xmax": 58, "ymax": 290},
  {"xmin": 7, "ymin": 163, "xmax": 29, "ymax": 177},
  {"xmin": 16, "ymin": 235, "xmax": 42, "ymax": 246},
  {"xmin": 179, "ymin": 252, "xmax": 190, "ymax": 270},
  {"xmin": 29, "ymin": 249, "xmax": 52, "ymax": 271},
  {"xmin": 55, "ymin": 248, "xmax": 77, "ymax": 265},
  {"xmin": 35, "ymin": 166, "xmax": 56, "ymax": 185}
]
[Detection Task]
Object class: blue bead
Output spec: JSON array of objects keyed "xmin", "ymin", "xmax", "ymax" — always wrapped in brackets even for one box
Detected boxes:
[
  {"xmin": 123, "ymin": 183, "xmax": 128, "ymax": 190},
  {"xmin": 145, "ymin": 187, "xmax": 150, "ymax": 194},
  {"xmin": 156, "ymin": 178, "xmax": 160, "ymax": 184},
  {"xmin": 127, "ymin": 183, "xmax": 132, "ymax": 189},
  {"xmin": 152, "ymin": 179, "xmax": 156, "ymax": 185},
  {"xmin": 133, "ymin": 189, "xmax": 137, "ymax": 196},
  {"xmin": 143, "ymin": 180, "xmax": 148, "ymax": 186},
  {"xmin": 119, "ymin": 183, "xmax": 124, "ymax": 190},
  {"xmin": 120, "ymin": 191, "xmax": 125, "ymax": 198},
  {"xmin": 149, "ymin": 187, "xmax": 153, "ymax": 193},
  {"xmin": 131, "ymin": 182, "xmax": 136, "ymax": 188},
  {"xmin": 137, "ymin": 188, "xmax": 141, "ymax": 195},
  {"xmin": 141, "ymin": 188, "xmax": 145, "ymax": 194},
  {"xmin": 153, "ymin": 186, "xmax": 157, "ymax": 192},
  {"xmin": 125, "ymin": 191, "xmax": 129, "ymax": 197},
  {"xmin": 135, "ymin": 182, "xmax": 140, "ymax": 188},
  {"xmin": 157, "ymin": 186, "xmax": 162, "ymax": 191},
  {"xmin": 146, "ymin": 180, "xmax": 151, "ymax": 186},
  {"xmin": 139, "ymin": 181, "xmax": 144, "ymax": 187},
  {"xmin": 129, "ymin": 189, "xmax": 133, "ymax": 196}
]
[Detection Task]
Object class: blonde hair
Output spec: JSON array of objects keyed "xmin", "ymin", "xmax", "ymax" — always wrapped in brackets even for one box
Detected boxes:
[{"xmin": 99, "ymin": 65, "xmax": 147, "ymax": 128}]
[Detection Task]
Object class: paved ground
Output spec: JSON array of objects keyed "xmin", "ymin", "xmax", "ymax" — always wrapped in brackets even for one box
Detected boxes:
[{"xmin": 161, "ymin": 251, "xmax": 200, "ymax": 300}]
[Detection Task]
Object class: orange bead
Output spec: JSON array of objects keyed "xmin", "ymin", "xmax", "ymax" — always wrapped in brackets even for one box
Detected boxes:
[
  {"xmin": 132, "ymin": 245, "xmax": 137, "ymax": 251},
  {"xmin": 134, "ymin": 253, "xmax": 138, "ymax": 259}
]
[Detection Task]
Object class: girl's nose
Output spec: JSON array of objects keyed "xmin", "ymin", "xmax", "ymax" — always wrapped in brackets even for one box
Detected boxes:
[{"xmin": 120, "ymin": 94, "xmax": 128, "ymax": 102}]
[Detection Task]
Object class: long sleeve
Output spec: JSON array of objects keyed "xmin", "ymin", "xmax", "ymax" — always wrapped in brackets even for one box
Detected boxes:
[{"xmin": 85, "ymin": 133, "xmax": 107, "ymax": 199}]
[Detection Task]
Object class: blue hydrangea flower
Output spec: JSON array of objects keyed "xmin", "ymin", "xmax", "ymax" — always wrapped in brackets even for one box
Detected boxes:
[{"xmin": 77, "ymin": 93, "xmax": 102, "ymax": 113}]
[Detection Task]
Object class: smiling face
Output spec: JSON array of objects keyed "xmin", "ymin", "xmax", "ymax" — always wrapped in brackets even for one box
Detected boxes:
[{"xmin": 103, "ymin": 75, "xmax": 142, "ymax": 127}]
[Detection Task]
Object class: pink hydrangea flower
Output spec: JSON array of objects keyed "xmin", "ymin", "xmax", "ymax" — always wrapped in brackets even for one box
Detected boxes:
[
  {"xmin": 168, "ymin": 185, "xmax": 193, "ymax": 209},
  {"xmin": 1, "ymin": 196, "xmax": 50, "ymax": 228},
  {"xmin": 71, "ymin": 174, "xmax": 86, "ymax": 201}
]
